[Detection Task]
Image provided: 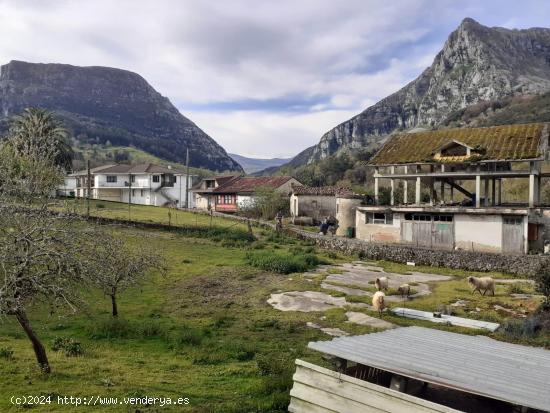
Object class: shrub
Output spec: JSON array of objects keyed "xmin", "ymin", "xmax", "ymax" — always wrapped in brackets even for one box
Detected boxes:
[
  {"xmin": 0, "ymin": 347, "xmax": 14, "ymax": 360},
  {"xmin": 501, "ymin": 318, "xmax": 538, "ymax": 340},
  {"xmin": 138, "ymin": 320, "xmax": 167, "ymax": 338},
  {"xmin": 533, "ymin": 261, "xmax": 550, "ymax": 304},
  {"xmin": 52, "ymin": 337, "xmax": 84, "ymax": 357},
  {"xmin": 88, "ymin": 318, "xmax": 132, "ymax": 339},
  {"xmin": 245, "ymin": 250, "xmax": 326, "ymax": 274},
  {"xmin": 170, "ymin": 327, "xmax": 208, "ymax": 348},
  {"xmin": 507, "ymin": 284, "xmax": 527, "ymax": 295},
  {"xmin": 256, "ymin": 353, "xmax": 292, "ymax": 376},
  {"xmin": 95, "ymin": 203, "xmax": 106, "ymax": 209}
]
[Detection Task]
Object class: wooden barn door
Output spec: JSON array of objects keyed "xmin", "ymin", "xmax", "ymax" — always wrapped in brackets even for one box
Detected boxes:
[
  {"xmin": 502, "ymin": 216, "xmax": 524, "ymax": 254},
  {"xmin": 413, "ymin": 221, "xmax": 432, "ymax": 247},
  {"xmin": 431, "ymin": 216, "xmax": 454, "ymax": 250}
]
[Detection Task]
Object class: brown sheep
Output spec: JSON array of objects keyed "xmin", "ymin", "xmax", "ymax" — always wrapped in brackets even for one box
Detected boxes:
[
  {"xmin": 397, "ymin": 283, "xmax": 410, "ymax": 298},
  {"xmin": 467, "ymin": 276, "xmax": 495, "ymax": 296},
  {"xmin": 375, "ymin": 276, "xmax": 389, "ymax": 292},
  {"xmin": 372, "ymin": 291, "xmax": 386, "ymax": 317}
]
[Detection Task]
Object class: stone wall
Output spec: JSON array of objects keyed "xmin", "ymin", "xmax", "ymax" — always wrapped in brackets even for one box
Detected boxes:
[
  {"xmin": 57, "ymin": 205, "xmax": 546, "ymax": 277},
  {"xmin": 289, "ymin": 228, "xmax": 547, "ymax": 276}
]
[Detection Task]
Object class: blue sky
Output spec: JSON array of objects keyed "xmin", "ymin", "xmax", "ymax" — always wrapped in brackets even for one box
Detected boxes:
[{"xmin": 1, "ymin": 0, "xmax": 549, "ymax": 158}]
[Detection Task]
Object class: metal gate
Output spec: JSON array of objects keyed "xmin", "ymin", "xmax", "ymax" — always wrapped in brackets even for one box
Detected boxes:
[{"xmin": 502, "ymin": 216, "xmax": 524, "ymax": 254}]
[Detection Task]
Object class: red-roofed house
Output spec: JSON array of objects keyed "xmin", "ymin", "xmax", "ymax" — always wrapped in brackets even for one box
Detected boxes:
[{"xmin": 202, "ymin": 176, "xmax": 301, "ymax": 213}]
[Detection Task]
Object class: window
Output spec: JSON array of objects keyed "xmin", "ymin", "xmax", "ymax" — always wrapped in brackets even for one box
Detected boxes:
[
  {"xmin": 504, "ymin": 216, "xmax": 523, "ymax": 225},
  {"xmin": 140, "ymin": 190, "xmax": 144, "ymax": 197},
  {"xmin": 367, "ymin": 212, "xmax": 393, "ymax": 225},
  {"xmin": 441, "ymin": 143, "xmax": 467, "ymax": 157},
  {"xmin": 106, "ymin": 175, "xmax": 117, "ymax": 183},
  {"xmin": 132, "ymin": 189, "xmax": 136, "ymax": 197},
  {"xmin": 130, "ymin": 175, "xmax": 135, "ymax": 183},
  {"xmin": 224, "ymin": 195, "xmax": 233, "ymax": 204},
  {"xmin": 152, "ymin": 175, "xmax": 160, "ymax": 183},
  {"xmin": 174, "ymin": 176, "xmax": 177, "ymax": 183},
  {"xmin": 433, "ymin": 215, "xmax": 453, "ymax": 222},
  {"xmin": 206, "ymin": 180, "xmax": 215, "ymax": 188}
]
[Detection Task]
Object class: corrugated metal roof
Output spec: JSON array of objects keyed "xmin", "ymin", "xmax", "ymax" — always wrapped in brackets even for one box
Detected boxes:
[{"xmin": 308, "ymin": 326, "xmax": 550, "ymax": 411}]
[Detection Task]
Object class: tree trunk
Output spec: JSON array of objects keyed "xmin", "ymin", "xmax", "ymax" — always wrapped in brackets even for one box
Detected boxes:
[
  {"xmin": 110, "ymin": 294, "xmax": 118, "ymax": 317},
  {"xmin": 15, "ymin": 310, "xmax": 50, "ymax": 373}
]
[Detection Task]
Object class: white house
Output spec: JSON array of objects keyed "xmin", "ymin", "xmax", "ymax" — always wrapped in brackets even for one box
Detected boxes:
[{"xmin": 68, "ymin": 163, "xmax": 197, "ymax": 208}]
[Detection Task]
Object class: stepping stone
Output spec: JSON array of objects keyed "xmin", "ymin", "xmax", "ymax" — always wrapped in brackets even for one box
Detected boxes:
[
  {"xmin": 495, "ymin": 279, "xmax": 534, "ymax": 285},
  {"xmin": 345, "ymin": 311, "xmax": 395, "ymax": 329},
  {"xmin": 268, "ymin": 291, "xmax": 346, "ymax": 312},
  {"xmin": 306, "ymin": 322, "xmax": 349, "ymax": 337},
  {"xmin": 267, "ymin": 291, "xmax": 368, "ymax": 312},
  {"xmin": 321, "ymin": 282, "xmax": 371, "ymax": 296},
  {"xmin": 450, "ymin": 300, "xmax": 469, "ymax": 307}
]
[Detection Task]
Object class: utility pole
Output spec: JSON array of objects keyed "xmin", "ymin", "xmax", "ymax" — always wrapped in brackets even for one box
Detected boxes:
[
  {"xmin": 128, "ymin": 173, "xmax": 132, "ymax": 220},
  {"xmin": 185, "ymin": 147, "xmax": 190, "ymax": 209},
  {"xmin": 86, "ymin": 160, "xmax": 91, "ymax": 218}
]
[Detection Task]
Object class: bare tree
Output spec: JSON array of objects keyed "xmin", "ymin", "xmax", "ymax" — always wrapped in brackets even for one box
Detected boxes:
[
  {"xmin": 0, "ymin": 163, "xmax": 95, "ymax": 374},
  {"xmin": 0, "ymin": 111, "xmax": 93, "ymax": 373},
  {"xmin": 89, "ymin": 234, "xmax": 165, "ymax": 317}
]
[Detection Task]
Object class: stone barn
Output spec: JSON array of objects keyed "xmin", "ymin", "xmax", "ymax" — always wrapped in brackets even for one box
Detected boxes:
[
  {"xmin": 291, "ymin": 185, "xmax": 358, "ymax": 225},
  {"xmin": 356, "ymin": 123, "xmax": 550, "ymax": 254}
]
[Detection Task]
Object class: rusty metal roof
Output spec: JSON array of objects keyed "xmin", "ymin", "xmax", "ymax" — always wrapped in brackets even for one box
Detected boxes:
[{"xmin": 308, "ymin": 326, "xmax": 550, "ymax": 411}]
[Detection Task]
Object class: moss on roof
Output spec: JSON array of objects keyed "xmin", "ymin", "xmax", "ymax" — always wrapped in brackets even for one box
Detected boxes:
[{"xmin": 370, "ymin": 123, "xmax": 547, "ymax": 165}]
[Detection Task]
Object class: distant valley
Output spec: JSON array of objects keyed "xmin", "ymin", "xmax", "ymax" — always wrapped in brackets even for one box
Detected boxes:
[{"xmin": 229, "ymin": 153, "xmax": 292, "ymax": 174}]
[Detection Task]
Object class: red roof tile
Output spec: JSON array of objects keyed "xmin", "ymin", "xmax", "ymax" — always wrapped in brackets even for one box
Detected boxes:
[{"xmin": 214, "ymin": 176, "xmax": 296, "ymax": 194}]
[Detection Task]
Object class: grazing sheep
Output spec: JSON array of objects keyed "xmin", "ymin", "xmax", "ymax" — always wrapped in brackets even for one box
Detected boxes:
[
  {"xmin": 372, "ymin": 291, "xmax": 386, "ymax": 317},
  {"xmin": 397, "ymin": 283, "xmax": 411, "ymax": 298},
  {"xmin": 467, "ymin": 276, "xmax": 495, "ymax": 296},
  {"xmin": 375, "ymin": 277, "xmax": 389, "ymax": 292}
]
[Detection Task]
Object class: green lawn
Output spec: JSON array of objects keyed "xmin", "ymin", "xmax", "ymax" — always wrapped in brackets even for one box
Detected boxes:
[
  {"xmin": 62, "ymin": 199, "xmax": 250, "ymax": 233},
  {"xmin": 1, "ymin": 201, "xmax": 548, "ymax": 412},
  {"xmin": 0, "ymin": 227, "xmax": 337, "ymax": 412}
]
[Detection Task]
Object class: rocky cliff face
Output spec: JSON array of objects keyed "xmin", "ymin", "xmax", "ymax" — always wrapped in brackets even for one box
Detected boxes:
[
  {"xmin": 303, "ymin": 18, "xmax": 550, "ymax": 164},
  {"xmin": 0, "ymin": 61, "xmax": 242, "ymax": 172}
]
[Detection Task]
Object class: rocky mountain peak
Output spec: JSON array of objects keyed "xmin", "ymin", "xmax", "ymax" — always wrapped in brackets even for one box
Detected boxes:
[{"xmin": 292, "ymin": 19, "xmax": 550, "ymax": 166}]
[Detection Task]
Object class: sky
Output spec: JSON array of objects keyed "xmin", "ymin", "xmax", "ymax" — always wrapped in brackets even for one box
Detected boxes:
[{"xmin": 1, "ymin": 1, "xmax": 550, "ymax": 158}]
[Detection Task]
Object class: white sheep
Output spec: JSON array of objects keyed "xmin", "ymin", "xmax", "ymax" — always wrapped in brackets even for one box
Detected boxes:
[
  {"xmin": 372, "ymin": 291, "xmax": 386, "ymax": 317},
  {"xmin": 467, "ymin": 276, "xmax": 495, "ymax": 296},
  {"xmin": 375, "ymin": 276, "xmax": 389, "ymax": 292},
  {"xmin": 397, "ymin": 283, "xmax": 411, "ymax": 298}
]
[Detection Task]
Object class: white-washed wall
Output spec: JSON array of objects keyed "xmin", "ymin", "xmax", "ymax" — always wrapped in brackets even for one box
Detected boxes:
[{"xmin": 454, "ymin": 214, "xmax": 502, "ymax": 252}]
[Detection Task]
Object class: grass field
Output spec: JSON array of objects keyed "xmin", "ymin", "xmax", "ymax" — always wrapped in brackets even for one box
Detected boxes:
[
  {"xmin": 1, "ymin": 200, "xmax": 548, "ymax": 412},
  {"xmin": 62, "ymin": 199, "xmax": 250, "ymax": 233}
]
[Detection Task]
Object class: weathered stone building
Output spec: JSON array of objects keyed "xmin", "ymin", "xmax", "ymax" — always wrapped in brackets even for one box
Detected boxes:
[{"xmin": 356, "ymin": 123, "xmax": 550, "ymax": 254}]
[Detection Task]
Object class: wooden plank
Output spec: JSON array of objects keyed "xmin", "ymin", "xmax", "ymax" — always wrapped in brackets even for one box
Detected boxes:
[
  {"xmin": 289, "ymin": 397, "xmax": 338, "ymax": 413},
  {"xmin": 290, "ymin": 361, "xmax": 463, "ymax": 413}
]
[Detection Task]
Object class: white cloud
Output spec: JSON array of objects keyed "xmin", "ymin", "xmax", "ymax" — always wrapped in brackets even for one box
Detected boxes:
[
  {"xmin": 0, "ymin": 0, "xmax": 546, "ymax": 157},
  {"xmin": 187, "ymin": 109, "xmax": 359, "ymax": 158}
]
